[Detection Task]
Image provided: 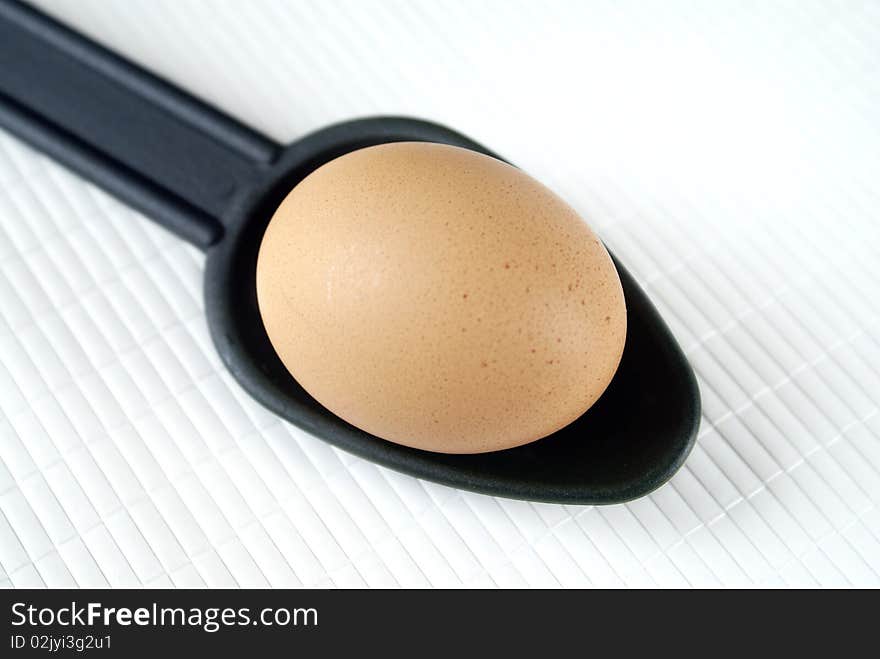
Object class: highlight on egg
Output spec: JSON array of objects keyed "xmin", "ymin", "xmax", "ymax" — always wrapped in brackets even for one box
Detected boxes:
[{"xmin": 256, "ymin": 142, "xmax": 626, "ymax": 454}]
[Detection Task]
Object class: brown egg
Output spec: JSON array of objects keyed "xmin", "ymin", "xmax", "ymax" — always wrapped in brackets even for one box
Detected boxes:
[{"xmin": 256, "ymin": 142, "xmax": 626, "ymax": 454}]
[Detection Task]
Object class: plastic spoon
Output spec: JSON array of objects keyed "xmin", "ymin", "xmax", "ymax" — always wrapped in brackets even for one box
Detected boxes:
[{"xmin": 0, "ymin": 0, "xmax": 699, "ymax": 503}]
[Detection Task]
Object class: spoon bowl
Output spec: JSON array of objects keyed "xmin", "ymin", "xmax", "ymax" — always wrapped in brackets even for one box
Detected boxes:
[{"xmin": 208, "ymin": 117, "xmax": 701, "ymax": 504}]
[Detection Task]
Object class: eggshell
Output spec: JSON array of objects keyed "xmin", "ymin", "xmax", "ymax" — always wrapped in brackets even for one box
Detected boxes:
[{"xmin": 256, "ymin": 142, "xmax": 626, "ymax": 453}]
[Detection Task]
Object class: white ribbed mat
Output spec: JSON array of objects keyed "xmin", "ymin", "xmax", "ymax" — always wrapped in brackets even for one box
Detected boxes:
[{"xmin": 1, "ymin": 0, "xmax": 878, "ymax": 588}]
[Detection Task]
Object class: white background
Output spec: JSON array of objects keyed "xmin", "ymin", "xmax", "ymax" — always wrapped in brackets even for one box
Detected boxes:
[{"xmin": 0, "ymin": 0, "xmax": 878, "ymax": 587}]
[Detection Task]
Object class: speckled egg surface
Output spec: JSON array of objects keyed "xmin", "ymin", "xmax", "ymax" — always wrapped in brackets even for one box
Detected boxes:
[{"xmin": 256, "ymin": 142, "xmax": 626, "ymax": 453}]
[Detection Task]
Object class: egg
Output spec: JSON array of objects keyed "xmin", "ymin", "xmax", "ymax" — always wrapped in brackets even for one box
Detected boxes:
[{"xmin": 256, "ymin": 142, "xmax": 626, "ymax": 453}]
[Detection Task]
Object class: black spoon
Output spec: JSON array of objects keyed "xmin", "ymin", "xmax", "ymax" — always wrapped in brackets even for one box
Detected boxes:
[{"xmin": 0, "ymin": 0, "xmax": 700, "ymax": 504}]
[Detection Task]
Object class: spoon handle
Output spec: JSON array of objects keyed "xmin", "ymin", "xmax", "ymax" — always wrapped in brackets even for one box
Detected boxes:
[{"xmin": 0, "ymin": 0, "xmax": 281, "ymax": 249}]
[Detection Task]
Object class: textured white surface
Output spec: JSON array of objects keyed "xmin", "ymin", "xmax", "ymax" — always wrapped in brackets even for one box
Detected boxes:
[{"xmin": 1, "ymin": 0, "xmax": 879, "ymax": 587}]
